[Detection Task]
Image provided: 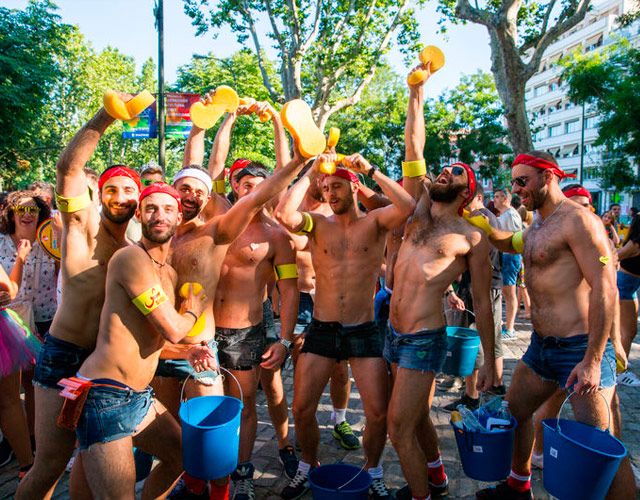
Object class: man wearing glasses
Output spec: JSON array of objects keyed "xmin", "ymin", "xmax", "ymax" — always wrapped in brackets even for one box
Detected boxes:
[
  {"xmin": 125, "ymin": 164, "xmax": 165, "ymax": 243},
  {"xmin": 387, "ymin": 65, "xmax": 496, "ymax": 500}
]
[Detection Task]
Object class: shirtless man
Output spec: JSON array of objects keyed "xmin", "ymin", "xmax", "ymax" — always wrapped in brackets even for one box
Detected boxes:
[
  {"xmin": 276, "ymin": 156, "xmax": 416, "ymax": 500},
  {"xmin": 16, "ymin": 102, "xmax": 142, "ymax": 500},
  {"xmin": 75, "ymin": 183, "xmax": 213, "ymax": 499},
  {"xmin": 289, "ymin": 165, "xmax": 360, "ymax": 452},
  {"xmin": 213, "ymin": 164, "xmax": 299, "ymax": 499},
  {"xmin": 475, "ymin": 151, "xmax": 634, "ymax": 499},
  {"xmin": 387, "ymin": 67, "xmax": 495, "ymax": 500}
]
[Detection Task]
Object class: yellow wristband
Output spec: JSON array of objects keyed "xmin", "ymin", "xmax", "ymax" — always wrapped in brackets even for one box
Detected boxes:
[
  {"xmin": 55, "ymin": 189, "xmax": 92, "ymax": 213},
  {"xmin": 213, "ymin": 180, "xmax": 226, "ymax": 194},
  {"xmin": 274, "ymin": 263, "xmax": 299, "ymax": 281},
  {"xmin": 296, "ymin": 212, "xmax": 314, "ymax": 235},
  {"xmin": 462, "ymin": 209, "xmax": 493, "ymax": 235},
  {"xmin": 132, "ymin": 285, "xmax": 169, "ymax": 316},
  {"xmin": 402, "ymin": 159, "xmax": 427, "ymax": 178},
  {"xmin": 512, "ymin": 230, "xmax": 525, "ymax": 254}
]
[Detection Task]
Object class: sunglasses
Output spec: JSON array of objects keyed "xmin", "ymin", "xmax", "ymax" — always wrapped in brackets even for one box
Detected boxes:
[
  {"xmin": 12, "ymin": 206, "xmax": 40, "ymax": 215},
  {"xmin": 141, "ymin": 179, "xmax": 158, "ymax": 187},
  {"xmin": 439, "ymin": 166, "xmax": 465, "ymax": 177}
]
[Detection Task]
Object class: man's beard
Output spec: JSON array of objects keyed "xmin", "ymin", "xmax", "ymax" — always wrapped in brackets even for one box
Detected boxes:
[
  {"xmin": 180, "ymin": 203, "xmax": 201, "ymax": 222},
  {"xmin": 102, "ymin": 204, "xmax": 136, "ymax": 224},
  {"xmin": 142, "ymin": 221, "xmax": 177, "ymax": 244},
  {"xmin": 330, "ymin": 195, "xmax": 353, "ymax": 215},
  {"xmin": 430, "ymin": 182, "xmax": 466, "ymax": 204}
]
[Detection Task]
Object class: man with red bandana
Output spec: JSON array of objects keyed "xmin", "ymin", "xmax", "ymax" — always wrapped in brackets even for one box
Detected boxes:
[
  {"xmin": 17, "ymin": 98, "xmax": 145, "ymax": 500},
  {"xmin": 275, "ymin": 156, "xmax": 416, "ymax": 500},
  {"xmin": 73, "ymin": 183, "xmax": 214, "ymax": 499},
  {"xmin": 387, "ymin": 65, "xmax": 495, "ymax": 500},
  {"xmin": 475, "ymin": 151, "xmax": 634, "ymax": 500}
]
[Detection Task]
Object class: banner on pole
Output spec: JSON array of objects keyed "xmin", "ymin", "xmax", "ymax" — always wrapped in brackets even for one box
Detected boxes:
[{"xmin": 122, "ymin": 93, "xmax": 201, "ymax": 140}]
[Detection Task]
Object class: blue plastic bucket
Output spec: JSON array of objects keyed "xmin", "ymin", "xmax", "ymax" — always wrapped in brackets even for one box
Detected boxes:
[
  {"xmin": 450, "ymin": 417, "xmax": 516, "ymax": 481},
  {"xmin": 308, "ymin": 464, "xmax": 372, "ymax": 500},
  {"xmin": 442, "ymin": 327, "xmax": 480, "ymax": 376},
  {"xmin": 542, "ymin": 392, "xmax": 626, "ymax": 500}
]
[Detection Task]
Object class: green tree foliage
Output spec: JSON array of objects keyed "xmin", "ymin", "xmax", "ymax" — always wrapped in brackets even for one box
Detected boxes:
[
  {"xmin": 560, "ymin": 42, "xmax": 640, "ymax": 191},
  {"xmin": 182, "ymin": 0, "xmax": 424, "ymax": 128}
]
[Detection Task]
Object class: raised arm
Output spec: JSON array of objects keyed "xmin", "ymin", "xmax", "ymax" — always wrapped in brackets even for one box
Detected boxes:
[
  {"xmin": 114, "ymin": 248, "xmax": 207, "ymax": 344},
  {"xmin": 183, "ymin": 124, "xmax": 206, "ymax": 168},
  {"xmin": 358, "ymin": 183, "xmax": 391, "ymax": 211},
  {"xmin": 6, "ymin": 240, "xmax": 31, "ymax": 298}
]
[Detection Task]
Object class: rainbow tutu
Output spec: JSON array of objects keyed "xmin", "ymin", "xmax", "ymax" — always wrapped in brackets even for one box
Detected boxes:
[{"xmin": 0, "ymin": 307, "xmax": 41, "ymax": 378}]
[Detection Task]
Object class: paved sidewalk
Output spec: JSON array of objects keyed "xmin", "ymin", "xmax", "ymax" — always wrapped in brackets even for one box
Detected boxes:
[{"xmin": 2, "ymin": 315, "xmax": 640, "ymax": 499}]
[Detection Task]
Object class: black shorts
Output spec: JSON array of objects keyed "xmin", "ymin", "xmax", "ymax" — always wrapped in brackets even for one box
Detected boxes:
[
  {"xmin": 301, "ymin": 319, "xmax": 383, "ymax": 361},
  {"xmin": 216, "ymin": 323, "xmax": 266, "ymax": 371}
]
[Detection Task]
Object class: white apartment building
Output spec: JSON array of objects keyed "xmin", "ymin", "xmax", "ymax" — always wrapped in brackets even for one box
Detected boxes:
[{"xmin": 524, "ymin": 0, "xmax": 639, "ymax": 213}]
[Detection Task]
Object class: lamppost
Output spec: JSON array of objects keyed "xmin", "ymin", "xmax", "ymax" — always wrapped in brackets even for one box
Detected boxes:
[
  {"xmin": 193, "ymin": 54, "xmax": 239, "ymax": 92},
  {"xmin": 154, "ymin": 0, "xmax": 165, "ymax": 171}
]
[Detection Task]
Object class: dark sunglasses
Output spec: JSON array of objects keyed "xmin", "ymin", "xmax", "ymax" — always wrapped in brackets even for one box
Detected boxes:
[
  {"xmin": 141, "ymin": 179, "xmax": 158, "ymax": 187},
  {"xmin": 439, "ymin": 166, "xmax": 465, "ymax": 177},
  {"xmin": 12, "ymin": 206, "xmax": 40, "ymax": 215}
]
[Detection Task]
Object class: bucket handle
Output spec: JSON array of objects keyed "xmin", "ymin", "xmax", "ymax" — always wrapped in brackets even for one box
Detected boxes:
[
  {"xmin": 335, "ymin": 454, "xmax": 369, "ymax": 492},
  {"xmin": 180, "ymin": 366, "xmax": 244, "ymax": 405},
  {"xmin": 556, "ymin": 390, "xmax": 612, "ymax": 435}
]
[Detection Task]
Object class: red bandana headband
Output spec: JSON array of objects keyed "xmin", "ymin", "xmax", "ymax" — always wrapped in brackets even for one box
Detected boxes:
[
  {"xmin": 322, "ymin": 167, "xmax": 360, "ymax": 185},
  {"xmin": 564, "ymin": 186, "xmax": 592, "ymax": 203},
  {"xmin": 512, "ymin": 154, "xmax": 577, "ymax": 179},
  {"xmin": 99, "ymin": 166, "xmax": 142, "ymax": 191},
  {"xmin": 453, "ymin": 162, "xmax": 476, "ymax": 216},
  {"xmin": 139, "ymin": 182, "xmax": 182, "ymax": 213},
  {"xmin": 229, "ymin": 158, "xmax": 251, "ymax": 179}
]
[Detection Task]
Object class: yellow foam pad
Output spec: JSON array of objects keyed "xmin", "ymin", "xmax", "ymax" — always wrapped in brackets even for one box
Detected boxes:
[
  {"xmin": 190, "ymin": 86, "xmax": 240, "ymax": 130},
  {"xmin": 240, "ymin": 97, "xmax": 271, "ymax": 122},
  {"xmin": 407, "ymin": 46, "xmax": 445, "ymax": 85},
  {"xmin": 318, "ymin": 154, "xmax": 345, "ymax": 175},
  {"xmin": 327, "ymin": 128, "xmax": 340, "ymax": 148},
  {"xmin": 281, "ymin": 99, "xmax": 326, "ymax": 158},
  {"xmin": 178, "ymin": 282, "xmax": 206, "ymax": 337},
  {"xmin": 126, "ymin": 90, "xmax": 155, "ymax": 118},
  {"xmin": 103, "ymin": 90, "xmax": 131, "ymax": 121}
]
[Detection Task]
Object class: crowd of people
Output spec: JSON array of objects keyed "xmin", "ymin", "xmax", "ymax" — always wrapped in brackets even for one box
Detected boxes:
[{"xmin": 0, "ymin": 63, "xmax": 638, "ymax": 500}]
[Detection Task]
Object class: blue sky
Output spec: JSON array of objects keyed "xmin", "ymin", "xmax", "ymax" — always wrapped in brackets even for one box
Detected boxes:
[{"xmin": 3, "ymin": 0, "xmax": 492, "ymax": 98}]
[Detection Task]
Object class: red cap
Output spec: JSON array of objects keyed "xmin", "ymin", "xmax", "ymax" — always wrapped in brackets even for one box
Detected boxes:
[
  {"xmin": 453, "ymin": 162, "xmax": 476, "ymax": 216},
  {"xmin": 229, "ymin": 158, "xmax": 251, "ymax": 179},
  {"xmin": 322, "ymin": 167, "xmax": 360, "ymax": 185},
  {"xmin": 139, "ymin": 182, "xmax": 182, "ymax": 213},
  {"xmin": 564, "ymin": 186, "xmax": 592, "ymax": 203},
  {"xmin": 512, "ymin": 154, "xmax": 577, "ymax": 179},
  {"xmin": 98, "ymin": 166, "xmax": 142, "ymax": 191}
]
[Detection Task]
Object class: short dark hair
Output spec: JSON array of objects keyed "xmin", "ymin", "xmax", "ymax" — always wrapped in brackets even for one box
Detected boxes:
[
  {"xmin": 525, "ymin": 150, "xmax": 558, "ymax": 165},
  {"xmin": 562, "ymin": 183, "xmax": 585, "ymax": 193},
  {"xmin": 474, "ymin": 183, "xmax": 485, "ymax": 198},
  {"xmin": 511, "ymin": 194, "xmax": 522, "ymax": 209},
  {"xmin": 1, "ymin": 190, "xmax": 51, "ymax": 235},
  {"xmin": 236, "ymin": 165, "xmax": 269, "ymax": 183},
  {"xmin": 611, "ymin": 203, "xmax": 621, "ymax": 208}
]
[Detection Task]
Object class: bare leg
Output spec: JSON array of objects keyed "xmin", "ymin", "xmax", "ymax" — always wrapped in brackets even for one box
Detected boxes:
[
  {"xmin": 349, "ymin": 357, "xmax": 389, "ymax": 468},
  {"xmin": 15, "ymin": 386, "xmax": 77, "ymax": 500},
  {"xmin": 466, "ymin": 370, "xmax": 479, "ymax": 399},
  {"xmin": 503, "ymin": 285, "xmax": 518, "ymax": 332},
  {"xmin": 81, "ymin": 437, "xmax": 136, "ymax": 500},
  {"xmin": 532, "ymin": 389, "xmax": 564, "ymax": 455},
  {"xmin": 329, "ymin": 360, "xmax": 350, "ymax": 413},
  {"xmin": 619, "ymin": 298, "xmax": 638, "ymax": 356},
  {"xmin": 494, "ymin": 356, "xmax": 504, "ymax": 385},
  {"xmin": 22, "ymin": 369, "xmax": 35, "ymax": 438},
  {"xmin": 226, "ymin": 368, "xmax": 260, "ymax": 464},
  {"xmin": 0, "ymin": 371, "xmax": 33, "ymax": 467},
  {"xmin": 68, "ymin": 453, "xmax": 94, "ymax": 500},
  {"xmin": 260, "ymin": 366, "xmax": 290, "ymax": 449}
]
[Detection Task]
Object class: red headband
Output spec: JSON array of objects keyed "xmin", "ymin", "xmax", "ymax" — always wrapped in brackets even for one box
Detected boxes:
[
  {"xmin": 229, "ymin": 158, "xmax": 251, "ymax": 178},
  {"xmin": 139, "ymin": 182, "xmax": 182, "ymax": 213},
  {"xmin": 322, "ymin": 167, "xmax": 360, "ymax": 185},
  {"xmin": 512, "ymin": 154, "xmax": 577, "ymax": 179},
  {"xmin": 98, "ymin": 166, "xmax": 142, "ymax": 191},
  {"xmin": 564, "ymin": 186, "xmax": 592, "ymax": 203},
  {"xmin": 453, "ymin": 163, "xmax": 476, "ymax": 216}
]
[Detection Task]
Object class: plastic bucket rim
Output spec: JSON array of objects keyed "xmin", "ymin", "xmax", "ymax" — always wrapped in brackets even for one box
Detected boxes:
[
  {"xmin": 445, "ymin": 326, "xmax": 479, "ymax": 338},
  {"xmin": 542, "ymin": 418, "xmax": 627, "ymax": 460},
  {"xmin": 308, "ymin": 463, "xmax": 372, "ymax": 494},
  {"xmin": 179, "ymin": 395, "xmax": 243, "ymax": 430}
]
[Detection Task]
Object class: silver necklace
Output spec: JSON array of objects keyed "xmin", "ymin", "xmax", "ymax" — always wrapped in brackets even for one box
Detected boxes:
[{"xmin": 535, "ymin": 199, "xmax": 566, "ymax": 228}]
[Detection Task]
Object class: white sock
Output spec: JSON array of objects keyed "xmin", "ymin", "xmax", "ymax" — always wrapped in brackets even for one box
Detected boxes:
[
  {"xmin": 332, "ymin": 408, "xmax": 347, "ymax": 424},
  {"xmin": 368, "ymin": 465, "xmax": 383, "ymax": 479},
  {"xmin": 297, "ymin": 461, "xmax": 311, "ymax": 474},
  {"xmin": 427, "ymin": 456, "xmax": 442, "ymax": 468}
]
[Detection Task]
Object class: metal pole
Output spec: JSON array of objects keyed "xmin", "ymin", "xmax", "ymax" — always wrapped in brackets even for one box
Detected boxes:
[
  {"xmin": 579, "ymin": 102, "xmax": 585, "ymax": 184},
  {"xmin": 157, "ymin": 0, "xmax": 166, "ymax": 171}
]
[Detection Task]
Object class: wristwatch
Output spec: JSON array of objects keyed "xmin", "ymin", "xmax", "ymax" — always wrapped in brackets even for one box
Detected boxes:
[
  {"xmin": 367, "ymin": 167, "xmax": 378, "ymax": 179},
  {"xmin": 279, "ymin": 339, "xmax": 292, "ymax": 352},
  {"xmin": 445, "ymin": 289, "xmax": 454, "ymax": 297}
]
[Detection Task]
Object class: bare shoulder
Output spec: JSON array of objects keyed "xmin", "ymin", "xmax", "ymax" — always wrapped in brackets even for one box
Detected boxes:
[
  {"xmin": 109, "ymin": 245, "xmax": 149, "ymax": 278},
  {"xmin": 562, "ymin": 202, "xmax": 603, "ymax": 237}
]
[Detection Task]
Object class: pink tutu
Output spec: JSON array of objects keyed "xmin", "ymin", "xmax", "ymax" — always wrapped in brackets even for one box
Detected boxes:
[{"xmin": 0, "ymin": 307, "xmax": 41, "ymax": 378}]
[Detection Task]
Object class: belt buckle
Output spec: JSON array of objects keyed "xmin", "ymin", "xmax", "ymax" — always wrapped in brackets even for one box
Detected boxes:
[{"xmin": 541, "ymin": 336, "xmax": 559, "ymax": 348}]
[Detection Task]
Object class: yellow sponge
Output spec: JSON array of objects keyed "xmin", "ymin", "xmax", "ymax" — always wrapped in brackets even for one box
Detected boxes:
[
  {"xmin": 190, "ymin": 86, "xmax": 239, "ymax": 130},
  {"xmin": 407, "ymin": 46, "xmax": 445, "ymax": 85},
  {"xmin": 281, "ymin": 99, "xmax": 326, "ymax": 158},
  {"xmin": 103, "ymin": 90, "xmax": 155, "ymax": 121}
]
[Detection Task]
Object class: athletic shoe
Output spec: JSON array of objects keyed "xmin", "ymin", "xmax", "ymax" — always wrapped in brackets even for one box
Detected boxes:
[
  {"xmin": 0, "ymin": 438, "xmax": 14, "ymax": 467},
  {"xmin": 437, "ymin": 376, "xmax": 464, "ymax": 392},
  {"xmin": 332, "ymin": 421, "xmax": 361, "ymax": 450},
  {"xmin": 617, "ymin": 370, "xmax": 640, "ymax": 387},
  {"xmin": 281, "ymin": 468, "xmax": 311, "ymax": 500},
  {"xmin": 368, "ymin": 478, "xmax": 391, "ymax": 500},
  {"xmin": 231, "ymin": 462, "xmax": 255, "ymax": 500},
  {"xmin": 630, "ymin": 461, "xmax": 640, "ymax": 489},
  {"xmin": 394, "ymin": 478, "xmax": 449, "ymax": 500},
  {"xmin": 531, "ymin": 451, "xmax": 543, "ymax": 470},
  {"xmin": 475, "ymin": 481, "xmax": 533, "ymax": 499},
  {"xmin": 169, "ymin": 479, "xmax": 210, "ymax": 500},
  {"xmin": 502, "ymin": 330, "xmax": 516, "ymax": 340},
  {"xmin": 489, "ymin": 384, "xmax": 507, "ymax": 397},
  {"xmin": 443, "ymin": 394, "xmax": 479, "ymax": 412},
  {"xmin": 278, "ymin": 445, "xmax": 299, "ymax": 479}
]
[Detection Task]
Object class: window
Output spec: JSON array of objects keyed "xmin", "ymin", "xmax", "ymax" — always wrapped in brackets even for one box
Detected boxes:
[
  {"xmin": 565, "ymin": 100, "xmax": 576, "ymax": 110},
  {"xmin": 585, "ymin": 115, "xmax": 600, "ymax": 129},
  {"xmin": 566, "ymin": 120, "xmax": 580, "ymax": 134},
  {"xmin": 549, "ymin": 124, "xmax": 562, "ymax": 137},
  {"xmin": 549, "ymin": 101, "xmax": 562, "ymax": 113},
  {"xmin": 584, "ymin": 167, "xmax": 597, "ymax": 180},
  {"xmin": 534, "ymin": 129, "xmax": 546, "ymax": 141},
  {"xmin": 586, "ymin": 35, "xmax": 603, "ymax": 52},
  {"xmin": 534, "ymin": 85, "xmax": 547, "ymax": 97},
  {"xmin": 549, "ymin": 80, "xmax": 560, "ymax": 92}
]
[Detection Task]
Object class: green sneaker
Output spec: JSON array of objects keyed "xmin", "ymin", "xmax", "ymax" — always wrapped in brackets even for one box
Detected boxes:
[{"xmin": 332, "ymin": 421, "xmax": 361, "ymax": 450}]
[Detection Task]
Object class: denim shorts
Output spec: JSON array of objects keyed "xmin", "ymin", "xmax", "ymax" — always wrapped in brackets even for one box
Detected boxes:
[
  {"xmin": 501, "ymin": 253, "xmax": 522, "ymax": 286},
  {"xmin": 301, "ymin": 319, "xmax": 383, "ymax": 360},
  {"xmin": 617, "ymin": 269, "xmax": 640, "ymax": 300},
  {"xmin": 263, "ymin": 299, "xmax": 278, "ymax": 344},
  {"xmin": 155, "ymin": 340, "xmax": 220, "ymax": 386},
  {"xmin": 33, "ymin": 333, "xmax": 92, "ymax": 390},
  {"xmin": 294, "ymin": 292, "xmax": 314, "ymax": 334},
  {"xmin": 216, "ymin": 323, "xmax": 266, "ymax": 370},
  {"xmin": 522, "ymin": 331, "xmax": 616, "ymax": 389},
  {"xmin": 76, "ymin": 383, "xmax": 153, "ymax": 450},
  {"xmin": 383, "ymin": 324, "xmax": 448, "ymax": 373}
]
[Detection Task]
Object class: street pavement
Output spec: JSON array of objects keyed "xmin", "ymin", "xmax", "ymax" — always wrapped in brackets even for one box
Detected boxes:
[{"xmin": 2, "ymin": 314, "xmax": 640, "ymax": 499}]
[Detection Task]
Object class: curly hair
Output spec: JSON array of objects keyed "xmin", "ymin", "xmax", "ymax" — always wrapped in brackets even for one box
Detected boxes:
[{"xmin": 1, "ymin": 190, "xmax": 51, "ymax": 235}]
